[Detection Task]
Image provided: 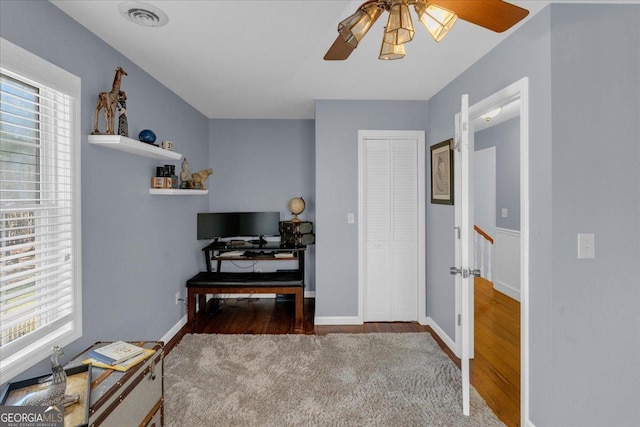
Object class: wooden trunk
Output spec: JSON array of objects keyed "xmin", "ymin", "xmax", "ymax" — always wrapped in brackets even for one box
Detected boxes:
[{"xmin": 67, "ymin": 341, "xmax": 164, "ymax": 427}]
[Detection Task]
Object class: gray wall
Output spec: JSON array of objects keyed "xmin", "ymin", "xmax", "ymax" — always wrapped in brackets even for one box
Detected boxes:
[
  {"xmin": 314, "ymin": 100, "xmax": 427, "ymax": 318},
  {"xmin": 1, "ymin": 1, "xmax": 209, "ymax": 381},
  {"xmin": 208, "ymin": 119, "xmax": 315, "ymax": 288},
  {"xmin": 427, "ymin": 4, "xmax": 640, "ymax": 426},
  {"xmin": 548, "ymin": 4, "xmax": 640, "ymax": 425},
  {"xmin": 475, "ymin": 117, "xmax": 520, "ymax": 231}
]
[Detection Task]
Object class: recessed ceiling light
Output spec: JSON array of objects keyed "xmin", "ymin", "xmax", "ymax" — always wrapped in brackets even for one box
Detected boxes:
[
  {"xmin": 480, "ymin": 107, "xmax": 502, "ymax": 122},
  {"xmin": 118, "ymin": 2, "xmax": 168, "ymax": 27}
]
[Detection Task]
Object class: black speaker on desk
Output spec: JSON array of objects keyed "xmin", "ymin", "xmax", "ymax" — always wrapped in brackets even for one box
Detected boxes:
[{"xmin": 279, "ymin": 221, "xmax": 315, "ymax": 246}]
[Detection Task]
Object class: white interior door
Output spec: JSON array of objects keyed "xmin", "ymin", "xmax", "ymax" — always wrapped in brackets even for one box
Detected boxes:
[
  {"xmin": 453, "ymin": 94, "xmax": 474, "ymax": 416},
  {"xmin": 362, "ymin": 139, "xmax": 392, "ymax": 321},
  {"xmin": 359, "ymin": 131, "xmax": 424, "ymax": 322}
]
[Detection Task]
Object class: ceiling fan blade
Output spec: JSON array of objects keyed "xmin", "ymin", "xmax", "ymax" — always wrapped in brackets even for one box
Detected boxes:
[
  {"xmin": 324, "ymin": 35, "xmax": 356, "ymax": 61},
  {"xmin": 431, "ymin": 0, "xmax": 529, "ymax": 33}
]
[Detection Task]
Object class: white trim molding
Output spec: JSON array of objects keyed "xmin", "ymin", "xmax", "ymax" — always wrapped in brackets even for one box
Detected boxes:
[
  {"xmin": 160, "ymin": 315, "xmax": 188, "ymax": 344},
  {"xmin": 426, "ymin": 317, "xmax": 457, "ymax": 356}
]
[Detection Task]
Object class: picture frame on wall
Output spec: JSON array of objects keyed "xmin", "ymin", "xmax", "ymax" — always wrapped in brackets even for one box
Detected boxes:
[{"xmin": 430, "ymin": 139, "xmax": 454, "ymax": 205}]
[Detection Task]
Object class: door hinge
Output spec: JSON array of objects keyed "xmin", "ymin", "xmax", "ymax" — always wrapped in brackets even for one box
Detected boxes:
[
  {"xmin": 454, "ymin": 226, "xmax": 461, "ymax": 239},
  {"xmin": 458, "ymin": 314, "xmax": 461, "ymax": 326}
]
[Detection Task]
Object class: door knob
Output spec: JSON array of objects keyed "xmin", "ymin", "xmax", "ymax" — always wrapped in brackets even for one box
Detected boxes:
[{"xmin": 450, "ymin": 267, "xmax": 481, "ymax": 278}]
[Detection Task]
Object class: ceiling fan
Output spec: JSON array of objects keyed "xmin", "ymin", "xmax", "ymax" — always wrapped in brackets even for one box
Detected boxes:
[{"xmin": 324, "ymin": 0, "xmax": 529, "ymax": 60}]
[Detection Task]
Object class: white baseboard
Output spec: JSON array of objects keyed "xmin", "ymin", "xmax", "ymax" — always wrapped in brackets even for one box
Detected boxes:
[
  {"xmin": 526, "ymin": 420, "xmax": 536, "ymax": 427},
  {"xmin": 314, "ymin": 316, "xmax": 362, "ymax": 325},
  {"xmin": 425, "ymin": 316, "xmax": 457, "ymax": 356},
  {"xmin": 160, "ymin": 314, "xmax": 187, "ymax": 344},
  {"xmin": 493, "ymin": 280, "xmax": 521, "ymax": 302}
]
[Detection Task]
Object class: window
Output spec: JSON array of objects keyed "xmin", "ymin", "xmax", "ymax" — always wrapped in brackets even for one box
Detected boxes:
[{"xmin": 0, "ymin": 38, "xmax": 81, "ymax": 382}]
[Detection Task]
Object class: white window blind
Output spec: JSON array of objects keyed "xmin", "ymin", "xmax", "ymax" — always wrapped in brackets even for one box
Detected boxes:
[{"xmin": 0, "ymin": 38, "xmax": 81, "ymax": 381}]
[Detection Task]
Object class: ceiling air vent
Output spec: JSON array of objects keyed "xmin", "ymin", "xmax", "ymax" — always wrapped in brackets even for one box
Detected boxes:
[{"xmin": 118, "ymin": 2, "xmax": 168, "ymax": 27}]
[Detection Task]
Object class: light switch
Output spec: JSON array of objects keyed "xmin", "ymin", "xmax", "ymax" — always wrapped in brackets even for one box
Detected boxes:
[
  {"xmin": 578, "ymin": 233, "xmax": 595, "ymax": 259},
  {"xmin": 347, "ymin": 213, "xmax": 355, "ymax": 224},
  {"xmin": 501, "ymin": 208, "xmax": 508, "ymax": 218}
]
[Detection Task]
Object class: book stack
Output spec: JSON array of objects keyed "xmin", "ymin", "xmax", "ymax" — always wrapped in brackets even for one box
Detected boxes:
[
  {"xmin": 85, "ymin": 341, "xmax": 154, "ymax": 372},
  {"xmin": 279, "ymin": 221, "xmax": 315, "ymax": 246}
]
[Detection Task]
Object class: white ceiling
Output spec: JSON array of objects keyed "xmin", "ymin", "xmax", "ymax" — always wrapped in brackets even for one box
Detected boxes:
[{"xmin": 50, "ymin": 1, "xmax": 556, "ymax": 119}]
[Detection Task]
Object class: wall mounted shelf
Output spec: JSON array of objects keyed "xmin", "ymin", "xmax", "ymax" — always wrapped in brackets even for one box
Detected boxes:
[
  {"xmin": 149, "ymin": 189, "xmax": 208, "ymax": 196},
  {"xmin": 88, "ymin": 135, "xmax": 182, "ymax": 160}
]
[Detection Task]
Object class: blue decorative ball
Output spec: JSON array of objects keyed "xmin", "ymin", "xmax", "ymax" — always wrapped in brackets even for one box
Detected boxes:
[{"xmin": 138, "ymin": 129, "xmax": 157, "ymax": 144}]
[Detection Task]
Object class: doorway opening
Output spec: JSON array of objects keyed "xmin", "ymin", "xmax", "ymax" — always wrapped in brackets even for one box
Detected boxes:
[
  {"xmin": 454, "ymin": 78, "xmax": 529, "ymax": 426},
  {"xmin": 357, "ymin": 130, "xmax": 427, "ymax": 325},
  {"xmin": 473, "ymin": 109, "xmax": 521, "ymax": 425}
]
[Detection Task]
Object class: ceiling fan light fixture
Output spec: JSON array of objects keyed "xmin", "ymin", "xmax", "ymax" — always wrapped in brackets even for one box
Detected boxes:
[
  {"xmin": 414, "ymin": 1, "xmax": 457, "ymax": 42},
  {"xmin": 338, "ymin": 2, "xmax": 383, "ymax": 48},
  {"xmin": 118, "ymin": 2, "xmax": 168, "ymax": 27},
  {"xmin": 384, "ymin": 2, "xmax": 415, "ymax": 45},
  {"xmin": 379, "ymin": 31, "xmax": 406, "ymax": 60}
]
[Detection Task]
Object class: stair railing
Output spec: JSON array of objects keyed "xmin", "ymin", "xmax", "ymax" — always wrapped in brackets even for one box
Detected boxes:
[{"xmin": 474, "ymin": 225, "xmax": 494, "ymax": 281}]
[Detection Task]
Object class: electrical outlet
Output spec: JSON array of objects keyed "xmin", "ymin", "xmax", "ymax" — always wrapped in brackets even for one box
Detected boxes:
[
  {"xmin": 175, "ymin": 291, "xmax": 180, "ymax": 305},
  {"xmin": 578, "ymin": 233, "xmax": 595, "ymax": 259}
]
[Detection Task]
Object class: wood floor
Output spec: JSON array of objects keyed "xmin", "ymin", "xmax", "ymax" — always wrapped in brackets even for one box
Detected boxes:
[
  {"xmin": 185, "ymin": 285, "xmax": 520, "ymax": 426},
  {"xmin": 473, "ymin": 277, "xmax": 521, "ymax": 427}
]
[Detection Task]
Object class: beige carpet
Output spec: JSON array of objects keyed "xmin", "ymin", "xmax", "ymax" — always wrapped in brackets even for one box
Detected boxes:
[{"xmin": 164, "ymin": 333, "xmax": 504, "ymax": 426}]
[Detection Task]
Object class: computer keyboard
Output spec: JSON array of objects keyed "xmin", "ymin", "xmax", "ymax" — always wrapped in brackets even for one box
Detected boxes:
[{"xmin": 217, "ymin": 250, "xmax": 246, "ymax": 258}]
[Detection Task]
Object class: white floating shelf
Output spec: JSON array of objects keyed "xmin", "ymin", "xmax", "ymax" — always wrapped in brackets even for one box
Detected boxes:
[
  {"xmin": 149, "ymin": 189, "xmax": 208, "ymax": 196},
  {"xmin": 88, "ymin": 134, "xmax": 182, "ymax": 160}
]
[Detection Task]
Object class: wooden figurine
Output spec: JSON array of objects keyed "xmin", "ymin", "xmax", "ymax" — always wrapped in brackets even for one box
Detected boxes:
[
  {"xmin": 180, "ymin": 158, "xmax": 191, "ymax": 188},
  {"xmin": 93, "ymin": 67, "xmax": 127, "ymax": 135},
  {"xmin": 189, "ymin": 169, "xmax": 213, "ymax": 190}
]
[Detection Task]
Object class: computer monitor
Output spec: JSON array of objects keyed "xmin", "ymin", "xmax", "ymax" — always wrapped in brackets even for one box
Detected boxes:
[{"xmin": 197, "ymin": 211, "xmax": 280, "ymax": 241}]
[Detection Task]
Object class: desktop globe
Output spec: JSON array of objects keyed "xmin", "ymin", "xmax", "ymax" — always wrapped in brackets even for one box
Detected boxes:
[{"xmin": 288, "ymin": 197, "xmax": 305, "ymax": 223}]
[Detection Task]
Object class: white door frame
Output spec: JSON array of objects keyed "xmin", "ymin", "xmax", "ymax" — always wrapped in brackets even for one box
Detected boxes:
[
  {"xmin": 357, "ymin": 130, "xmax": 427, "ymax": 325},
  {"xmin": 454, "ymin": 77, "xmax": 530, "ymax": 424}
]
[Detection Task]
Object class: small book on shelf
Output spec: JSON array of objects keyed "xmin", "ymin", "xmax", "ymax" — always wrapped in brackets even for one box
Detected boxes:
[{"xmin": 88, "ymin": 341, "xmax": 145, "ymax": 366}]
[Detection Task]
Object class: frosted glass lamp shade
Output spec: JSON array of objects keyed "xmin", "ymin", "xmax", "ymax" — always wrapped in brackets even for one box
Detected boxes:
[
  {"xmin": 414, "ymin": 0, "xmax": 458, "ymax": 42},
  {"xmin": 379, "ymin": 36, "xmax": 406, "ymax": 60},
  {"xmin": 384, "ymin": 2, "xmax": 415, "ymax": 45},
  {"xmin": 338, "ymin": 2, "xmax": 383, "ymax": 48}
]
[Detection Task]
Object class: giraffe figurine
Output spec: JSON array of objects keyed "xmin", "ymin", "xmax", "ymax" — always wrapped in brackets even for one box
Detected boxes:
[{"xmin": 93, "ymin": 67, "xmax": 127, "ymax": 135}]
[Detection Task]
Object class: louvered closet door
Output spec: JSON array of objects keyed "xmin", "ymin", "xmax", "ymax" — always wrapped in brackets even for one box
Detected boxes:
[{"xmin": 363, "ymin": 137, "xmax": 419, "ymax": 322}]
